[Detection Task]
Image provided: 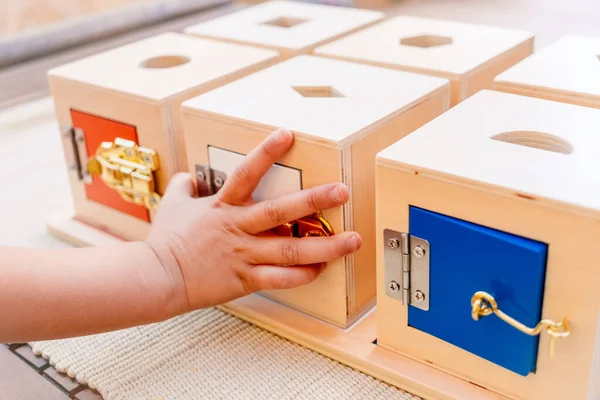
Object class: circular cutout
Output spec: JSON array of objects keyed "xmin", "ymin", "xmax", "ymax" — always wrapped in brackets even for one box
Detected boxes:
[
  {"xmin": 139, "ymin": 55, "xmax": 190, "ymax": 69},
  {"xmin": 491, "ymin": 130, "xmax": 573, "ymax": 155}
]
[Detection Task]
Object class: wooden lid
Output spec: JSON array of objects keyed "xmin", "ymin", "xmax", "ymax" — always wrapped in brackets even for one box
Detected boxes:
[
  {"xmin": 315, "ymin": 15, "xmax": 534, "ymax": 77},
  {"xmin": 184, "ymin": 0, "xmax": 384, "ymax": 52},
  {"xmin": 495, "ymin": 35, "xmax": 600, "ymax": 102},
  {"xmin": 182, "ymin": 55, "xmax": 449, "ymax": 148},
  {"xmin": 377, "ymin": 90, "xmax": 600, "ymax": 214},
  {"xmin": 48, "ymin": 32, "xmax": 278, "ymax": 102}
]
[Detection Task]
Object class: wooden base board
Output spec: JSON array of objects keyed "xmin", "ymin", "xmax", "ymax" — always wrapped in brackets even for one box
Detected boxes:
[{"xmin": 46, "ymin": 215, "xmax": 509, "ymax": 400}]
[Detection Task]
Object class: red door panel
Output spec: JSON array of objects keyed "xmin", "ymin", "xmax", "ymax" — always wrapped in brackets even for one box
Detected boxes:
[{"xmin": 71, "ymin": 109, "xmax": 150, "ymax": 222}]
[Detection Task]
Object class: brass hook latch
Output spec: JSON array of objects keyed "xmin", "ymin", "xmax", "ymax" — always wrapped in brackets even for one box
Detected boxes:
[
  {"xmin": 271, "ymin": 211, "xmax": 334, "ymax": 238},
  {"xmin": 86, "ymin": 138, "xmax": 161, "ymax": 210},
  {"xmin": 471, "ymin": 291, "xmax": 570, "ymax": 357}
]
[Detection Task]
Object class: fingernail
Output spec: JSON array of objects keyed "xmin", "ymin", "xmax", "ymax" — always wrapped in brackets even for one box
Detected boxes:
[
  {"xmin": 348, "ymin": 234, "xmax": 362, "ymax": 251},
  {"xmin": 275, "ymin": 128, "xmax": 293, "ymax": 144},
  {"xmin": 331, "ymin": 184, "xmax": 348, "ymax": 203}
]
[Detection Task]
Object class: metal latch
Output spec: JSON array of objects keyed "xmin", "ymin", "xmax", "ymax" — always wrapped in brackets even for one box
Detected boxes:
[
  {"xmin": 384, "ymin": 229, "xmax": 430, "ymax": 311},
  {"xmin": 62, "ymin": 126, "xmax": 91, "ymax": 183},
  {"xmin": 194, "ymin": 163, "xmax": 334, "ymax": 238},
  {"xmin": 86, "ymin": 138, "xmax": 161, "ymax": 210},
  {"xmin": 271, "ymin": 211, "xmax": 334, "ymax": 238}
]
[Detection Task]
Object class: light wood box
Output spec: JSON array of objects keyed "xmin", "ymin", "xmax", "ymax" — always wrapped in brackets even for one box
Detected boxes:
[
  {"xmin": 181, "ymin": 55, "xmax": 450, "ymax": 327},
  {"xmin": 183, "ymin": 0, "xmax": 384, "ymax": 59},
  {"xmin": 375, "ymin": 89, "xmax": 600, "ymax": 399},
  {"xmin": 48, "ymin": 32, "xmax": 279, "ymax": 241},
  {"xmin": 494, "ymin": 34, "xmax": 600, "ymax": 109},
  {"xmin": 314, "ymin": 15, "xmax": 534, "ymax": 106}
]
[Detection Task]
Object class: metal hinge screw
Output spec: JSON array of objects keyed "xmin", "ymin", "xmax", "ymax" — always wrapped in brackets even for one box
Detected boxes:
[
  {"xmin": 387, "ymin": 237, "xmax": 399, "ymax": 249},
  {"xmin": 413, "ymin": 290, "xmax": 425, "ymax": 302},
  {"xmin": 214, "ymin": 176, "xmax": 225, "ymax": 188},
  {"xmin": 389, "ymin": 281, "xmax": 400, "ymax": 292},
  {"xmin": 413, "ymin": 245, "xmax": 425, "ymax": 258},
  {"xmin": 196, "ymin": 170, "xmax": 206, "ymax": 181}
]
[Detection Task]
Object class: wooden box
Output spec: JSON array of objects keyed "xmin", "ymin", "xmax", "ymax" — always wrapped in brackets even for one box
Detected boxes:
[
  {"xmin": 375, "ymin": 89, "xmax": 600, "ymax": 400},
  {"xmin": 183, "ymin": 0, "xmax": 384, "ymax": 59},
  {"xmin": 494, "ymin": 34, "xmax": 600, "ymax": 109},
  {"xmin": 48, "ymin": 32, "xmax": 278, "ymax": 240},
  {"xmin": 181, "ymin": 55, "xmax": 450, "ymax": 327},
  {"xmin": 314, "ymin": 15, "xmax": 534, "ymax": 106}
]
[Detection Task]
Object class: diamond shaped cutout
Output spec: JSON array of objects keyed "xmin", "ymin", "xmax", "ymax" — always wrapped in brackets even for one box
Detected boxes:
[
  {"xmin": 292, "ymin": 86, "xmax": 345, "ymax": 98},
  {"xmin": 261, "ymin": 17, "xmax": 309, "ymax": 28},
  {"xmin": 400, "ymin": 34, "xmax": 453, "ymax": 48}
]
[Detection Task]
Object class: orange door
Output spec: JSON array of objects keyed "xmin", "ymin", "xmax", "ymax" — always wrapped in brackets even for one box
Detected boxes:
[{"xmin": 71, "ymin": 109, "xmax": 150, "ymax": 222}]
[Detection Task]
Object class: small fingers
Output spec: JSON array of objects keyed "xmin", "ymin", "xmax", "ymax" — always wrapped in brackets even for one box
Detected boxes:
[
  {"xmin": 239, "ymin": 183, "xmax": 349, "ymax": 234},
  {"xmin": 162, "ymin": 172, "xmax": 196, "ymax": 200},
  {"xmin": 245, "ymin": 231, "xmax": 362, "ymax": 266},
  {"xmin": 218, "ymin": 128, "xmax": 294, "ymax": 205},
  {"xmin": 244, "ymin": 264, "xmax": 324, "ymax": 291}
]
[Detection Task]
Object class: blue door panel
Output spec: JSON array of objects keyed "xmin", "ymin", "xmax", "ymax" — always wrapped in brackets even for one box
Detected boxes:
[{"xmin": 407, "ymin": 206, "xmax": 548, "ymax": 376}]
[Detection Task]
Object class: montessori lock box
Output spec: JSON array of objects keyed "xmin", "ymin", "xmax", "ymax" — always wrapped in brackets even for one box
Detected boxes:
[
  {"xmin": 494, "ymin": 34, "xmax": 600, "ymax": 110},
  {"xmin": 375, "ymin": 89, "xmax": 600, "ymax": 400},
  {"xmin": 314, "ymin": 15, "xmax": 535, "ymax": 106},
  {"xmin": 181, "ymin": 55, "xmax": 450, "ymax": 327},
  {"xmin": 48, "ymin": 32, "xmax": 279, "ymax": 240},
  {"xmin": 184, "ymin": 0, "xmax": 384, "ymax": 59}
]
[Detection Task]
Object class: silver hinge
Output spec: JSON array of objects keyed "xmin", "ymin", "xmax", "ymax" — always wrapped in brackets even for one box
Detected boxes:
[
  {"xmin": 384, "ymin": 229, "xmax": 430, "ymax": 311},
  {"xmin": 195, "ymin": 163, "xmax": 228, "ymax": 197},
  {"xmin": 61, "ymin": 126, "xmax": 91, "ymax": 184}
]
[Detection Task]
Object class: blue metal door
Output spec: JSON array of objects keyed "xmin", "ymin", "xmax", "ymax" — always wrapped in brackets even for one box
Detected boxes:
[{"xmin": 407, "ymin": 206, "xmax": 548, "ymax": 376}]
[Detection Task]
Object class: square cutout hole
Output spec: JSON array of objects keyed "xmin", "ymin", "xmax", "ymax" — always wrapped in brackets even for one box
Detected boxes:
[
  {"xmin": 261, "ymin": 16, "xmax": 309, "ymax": 28},
  {"xmin": 292, "ymin": 86, "xmax": 345, "ymax": 98}
]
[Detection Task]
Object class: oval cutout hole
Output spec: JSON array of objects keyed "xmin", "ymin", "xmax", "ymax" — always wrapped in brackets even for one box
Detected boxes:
[
  {"xmin": 139, "ymin": 55, "xmax": 190, "ymax": 69},
  {"xmin": 491, "ymin": 130, "xmax": 573, "ymax": 155}
]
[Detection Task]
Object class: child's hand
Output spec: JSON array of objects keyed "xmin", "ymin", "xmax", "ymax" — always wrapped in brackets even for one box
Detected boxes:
[{"xmin": 146, "ymin": 128, "xmax": 362, "ymax": 312}]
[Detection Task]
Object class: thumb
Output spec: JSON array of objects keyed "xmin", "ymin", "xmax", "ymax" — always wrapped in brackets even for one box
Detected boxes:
[{"xmin": 162, "ymin": 172, "xmax": 196, "ymax": 200}]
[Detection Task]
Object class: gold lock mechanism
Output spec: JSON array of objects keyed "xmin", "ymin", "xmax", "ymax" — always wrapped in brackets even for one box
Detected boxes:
[
  {"xmin": 271, "ymin": 211, "xmax": 335, "ymax": 238},
  {"xmin": 86, "ymin": 138, "xmax": 161, "ymax": 210},
  {"xmin": 471, "ymin": 291, "xmax": 571, "ymax": 357}
]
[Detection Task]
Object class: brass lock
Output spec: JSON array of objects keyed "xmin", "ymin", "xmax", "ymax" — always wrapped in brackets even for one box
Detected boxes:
[
  {"xmin": 271, "ymin": 211, "xmax": 334, "ymax": 238},
  {"xmin": 471, "ymin": 291, "xmax": 571, "ymax": 357},
  {"xmin": 86, "ymin": 138, "xmax": 161, "ymax": 210}
]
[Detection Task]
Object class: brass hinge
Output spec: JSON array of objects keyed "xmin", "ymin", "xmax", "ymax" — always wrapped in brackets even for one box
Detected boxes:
[
  {"xmin": 86, "ymin": 138, "xmax": 161, "ymax": 210},
  {"xmin": 383, "ymin": 229, "xmax": 430, "ymax": 311},
  {"xmin": 194, "ymin": 163, "xmax": 334, "ymax": 239}
]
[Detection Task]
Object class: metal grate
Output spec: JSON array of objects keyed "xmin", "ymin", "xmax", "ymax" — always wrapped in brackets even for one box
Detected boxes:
[{"xmin": 4, "ymin": 343, "xmax": 103, "ymax": 399}]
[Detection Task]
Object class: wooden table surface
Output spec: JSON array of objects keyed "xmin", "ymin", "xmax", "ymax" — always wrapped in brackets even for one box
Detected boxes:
[{"xmin": 0, "ymin": 0, "xmax": 598, "ymax": 398}]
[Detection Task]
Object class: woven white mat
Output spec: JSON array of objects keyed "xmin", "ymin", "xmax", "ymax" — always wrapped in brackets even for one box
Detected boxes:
[{"xmin": 30, "ymin": 307, "xmax": 420, "ymax": 399}]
